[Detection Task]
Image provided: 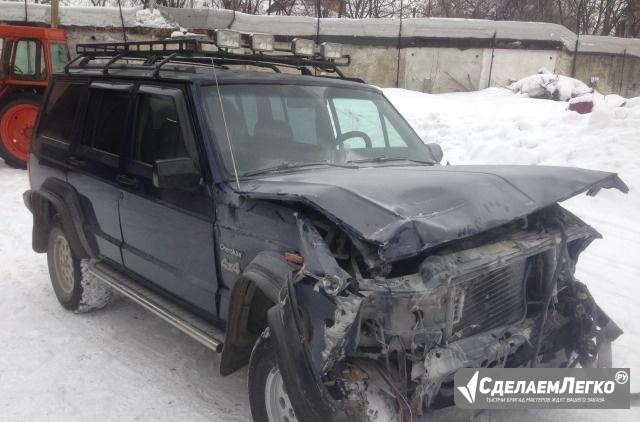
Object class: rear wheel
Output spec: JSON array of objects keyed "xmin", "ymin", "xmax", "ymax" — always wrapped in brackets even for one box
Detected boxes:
[
  {"xmin": 47, "ymin": 222, "xmax": 113, "ymax": 312},
  {"xmin": 0, "ymin": 94, "xmax": 40, "ymax": 168},
  {"xmin": 249, "ymin": 331, "xmax": 299, "ymax": 422}
]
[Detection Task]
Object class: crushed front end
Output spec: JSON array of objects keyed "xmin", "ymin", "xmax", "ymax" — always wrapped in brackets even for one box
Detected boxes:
[{"xmin": 267, "ymin": 205, "xmax": 623, "ymax": 422}]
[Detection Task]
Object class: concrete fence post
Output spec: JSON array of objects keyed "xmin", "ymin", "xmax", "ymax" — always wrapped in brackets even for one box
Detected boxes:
[
  {"xmin": 487, "ymin": 32, "xmax": 497, "ymax": 88},
  {"xmin": 396, "ymin": 0, "xmax": 404, "ymax": 88},
  {"xmin": 619, "ymin": 48, "xmax": 627, "ymax": 95},
  {"xmin": 571, "ymin": 37, "xmax": 579, "ymax": 77}
]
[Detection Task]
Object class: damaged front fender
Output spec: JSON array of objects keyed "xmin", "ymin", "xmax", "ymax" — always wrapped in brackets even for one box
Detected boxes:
[{"xmin": 268, "ymin": 277, "xmax": 360, "ymax": 422}]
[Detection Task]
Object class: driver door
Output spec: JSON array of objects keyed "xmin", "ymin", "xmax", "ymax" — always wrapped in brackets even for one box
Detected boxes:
[{"xmin": 118, "ymin": 84, "xmax": 218, "ymax": 316}]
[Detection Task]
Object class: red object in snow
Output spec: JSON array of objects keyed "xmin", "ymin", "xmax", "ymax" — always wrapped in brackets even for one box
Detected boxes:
[{"xmin": 569, "ymin": 100, "xmax": 594, "ymax": 114}]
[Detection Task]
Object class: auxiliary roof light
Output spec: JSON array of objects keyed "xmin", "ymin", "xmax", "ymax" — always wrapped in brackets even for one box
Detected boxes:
[
  {"xmin": 291, "ymin": 38, "xmax": 315, "ymax": 56},
  {"xmin": 320, "ymin": 42, "xmax": 342, "ymax": 59},
  {"xmin": 251, "ymin": 33, "xmax": 275, "ymax": 52},
  {"xmin": 215, "ymin": 29, "xmax": 242, "ymax": 50}
]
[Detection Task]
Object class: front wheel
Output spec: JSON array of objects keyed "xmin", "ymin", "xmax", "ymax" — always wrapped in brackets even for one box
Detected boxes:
[
  {"xmin": 249, "ymin": 331, "xmax": 299, "ymax": 422},
  {"xmin": 0, "ymin": 94, "xmax": 41, "ymax": 168}
]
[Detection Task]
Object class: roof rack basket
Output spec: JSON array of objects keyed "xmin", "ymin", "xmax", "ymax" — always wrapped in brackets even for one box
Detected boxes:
[{"xmin": 68, "ymin": 38, "xmax": 359, "ymax": 81}]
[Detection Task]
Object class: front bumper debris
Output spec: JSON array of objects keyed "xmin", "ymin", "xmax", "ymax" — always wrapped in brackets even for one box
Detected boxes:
[{"xmin": 268, "ymin": 206, "xmax": 622, "ymax": 421}]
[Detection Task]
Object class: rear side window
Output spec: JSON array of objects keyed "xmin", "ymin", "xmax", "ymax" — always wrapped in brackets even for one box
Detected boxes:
[
  {"xmin": 49, "ymin": 44, "xmax": 69, "ymax": 73},
  {"xmin": 39, "ymin": 81, "xmax": 86, "ymax": 142},
  {"xmin": 13, "ymin": 39, "xmax": 46, "ymax": 80},
  {"xmin": 81, "ymin": 89, "xmax": 130, "ymax": 156}
]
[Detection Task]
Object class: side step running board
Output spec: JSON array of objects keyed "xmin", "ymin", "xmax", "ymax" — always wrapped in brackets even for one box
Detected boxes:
[{"xmin": 89, "ymin": 262, "xmax": 225, "ymax": 353}]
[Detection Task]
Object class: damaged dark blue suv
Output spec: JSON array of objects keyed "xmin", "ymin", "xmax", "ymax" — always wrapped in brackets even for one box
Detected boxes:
[{"xmin": 24, "ymin": 37, "xmax": 628, "ymax": 422}]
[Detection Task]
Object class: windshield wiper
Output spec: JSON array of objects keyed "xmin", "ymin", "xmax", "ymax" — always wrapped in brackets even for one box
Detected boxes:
[
  {"xmin": 347, "ymin": 156, "xmax": 436, "ymax": 165},
  {"xmin": 242, "ymin": 161, "xmax": 357, "ymax": 177}
]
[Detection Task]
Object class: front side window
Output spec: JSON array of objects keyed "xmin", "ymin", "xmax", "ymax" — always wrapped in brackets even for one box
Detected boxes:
[
  {"xmin": 38, "ymin": 81, "xmax": 86, "ymax": 142},
  {"xmin": 333, "ymin": 98, "xmax": 387, "ymax": 148},
  {"xmin": 202, "ymin": 84, "xmax": 431, "ymax": 177},
  {"xmin": 12, "ymin": 39, "xmax": 46, "ymax": 80},
  {"xmin": 134, "ymin": 92, "xmax": 189, "ymax": 164},
  {"xmin": 49, "ymin": 43, "xmax": 69, "ymax": 73},
  {"xmin": 81, "ymin": 89, "xmax": 130, "ymax": 156}
]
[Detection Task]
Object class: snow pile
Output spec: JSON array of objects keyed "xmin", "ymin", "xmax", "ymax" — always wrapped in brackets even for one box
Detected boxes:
[
  {"xmin": 568, "ymin": 93, "xmax": 594, "ymax": 104},
  {"xmin": 508, "ymin": 68, "xmax": 593, "ymax": 101},
  {"xmin": 171, "ymin": 27, "xmax": 204, "ymax": 38},
  {"xmin": 384, "ymin": 86, "xmax": 640, "ymax": 398},
  {"xmin": 135, "ymin": 8, "xmax": 174, "ymax": 29},
  {"xmin": 0, "ymin": 1, "xmax": 175, "ymax": 29}
]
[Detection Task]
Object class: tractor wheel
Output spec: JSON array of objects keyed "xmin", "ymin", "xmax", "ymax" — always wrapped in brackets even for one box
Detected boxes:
[{"xmin": 0, "ymin": 94, "xmax": 41, "ymax": 169}]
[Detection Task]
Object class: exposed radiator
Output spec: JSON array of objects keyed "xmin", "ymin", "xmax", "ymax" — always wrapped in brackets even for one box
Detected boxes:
[{"xmin": 451, "ymin": 259, "xmax": 528, "ymax": 338}]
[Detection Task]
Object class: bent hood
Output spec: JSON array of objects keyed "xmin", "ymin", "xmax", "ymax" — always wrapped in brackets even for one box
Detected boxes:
[{"xmin": 240, "ymin": 165, "xmax": 628, "ymax": 262}]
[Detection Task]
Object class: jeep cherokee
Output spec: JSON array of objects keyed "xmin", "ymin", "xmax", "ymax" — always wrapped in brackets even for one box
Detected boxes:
[{"xmin": 23, "ymin": 37, "xmax": 628, "ymax": 422}]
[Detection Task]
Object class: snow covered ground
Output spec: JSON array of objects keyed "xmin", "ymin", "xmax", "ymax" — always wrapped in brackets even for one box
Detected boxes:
[{"xmin": 1, "ymin": 88, "xmax": 638, "ymax": 420}]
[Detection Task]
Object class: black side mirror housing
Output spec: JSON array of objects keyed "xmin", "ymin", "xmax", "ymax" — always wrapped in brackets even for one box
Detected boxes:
[
  {"xmin": 426, "ymin": 143, "xmax": 443, "ymax": 163},
  {"xmin": 153, "ymin": 158, "xmax": 200, "ymax": 189}
]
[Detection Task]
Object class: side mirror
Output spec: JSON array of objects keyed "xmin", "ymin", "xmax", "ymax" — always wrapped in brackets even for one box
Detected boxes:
[
  {"xmin": 426, "ymin": 143, "xmax": 443, "ymax": 163},
  {"xmin": 153, "ymin": 157, "xmax": 200, "ymax": 189}
]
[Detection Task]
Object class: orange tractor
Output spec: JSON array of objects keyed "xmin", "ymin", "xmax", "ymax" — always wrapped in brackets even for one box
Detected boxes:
[{"xmin": 0, "ymin": 25, "xmax": 70, "ymax": 168}]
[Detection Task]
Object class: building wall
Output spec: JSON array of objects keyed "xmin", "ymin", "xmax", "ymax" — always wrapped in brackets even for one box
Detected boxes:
[
  {"xmin": 3, "ymin": 2, "xmax": 638, "ymax": 97},
  {"xmin": 61, "ymin": 26, "xmax": 639, "ymax": 97}
]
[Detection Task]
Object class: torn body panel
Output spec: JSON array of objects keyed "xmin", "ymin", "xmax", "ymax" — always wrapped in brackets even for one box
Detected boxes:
[
  {"xmin": 240, "ymin": 164, "xmax": 628, "ymax": 264},
  {"xmin": 269, "ymin": 204, "xmax": 623, "ymax": 421}
]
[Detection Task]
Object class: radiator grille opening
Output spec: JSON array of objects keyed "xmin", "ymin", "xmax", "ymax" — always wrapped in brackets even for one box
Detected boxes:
[{"xmin": 452, "ymin": 260, "xmax": 528, "ymax": 338}]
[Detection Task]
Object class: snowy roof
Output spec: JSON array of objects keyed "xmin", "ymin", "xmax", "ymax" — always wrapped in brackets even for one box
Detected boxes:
[
  {"xmin": 579, "ymin": 35, "xmax": 640, "ymax": 58},
  {"xmin": 161, "ymin": 7, "xmax": 575, "ymax": 44},
  {"xmin": 161, "ymin": 7, "xmax": 640, "ymax": 57},
  {"xmin": 401, "ymin": 18, "xmax": 577, "ymax": 48}
]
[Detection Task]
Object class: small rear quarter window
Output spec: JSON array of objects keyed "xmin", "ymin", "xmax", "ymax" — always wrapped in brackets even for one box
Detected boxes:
[{"xmin": 39, "ymin": 81, "xmax": 87, "ymax": 143}]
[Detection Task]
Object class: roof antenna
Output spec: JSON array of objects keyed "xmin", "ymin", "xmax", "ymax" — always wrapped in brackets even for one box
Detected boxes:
[
  {"xmin": 209, "ymin": 57, "xmax": 241, "ymax": 191},
  {"xmin": 117, "ymin": 0, "xmax": 128, "ymax": 43}
]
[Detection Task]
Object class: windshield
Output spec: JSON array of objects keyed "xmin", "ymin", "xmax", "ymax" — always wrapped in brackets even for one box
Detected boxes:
[{"xmin": 201, "ymin": 84, "xmax": 433, "ymax": 177}]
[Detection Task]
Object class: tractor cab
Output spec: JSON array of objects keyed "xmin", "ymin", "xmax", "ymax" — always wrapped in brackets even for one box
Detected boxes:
[{"xmin": 0, "ymin": 25, "xmax": 69, "ymax": 168}]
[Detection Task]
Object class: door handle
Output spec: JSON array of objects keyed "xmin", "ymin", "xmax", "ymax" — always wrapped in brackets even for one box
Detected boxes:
[
  {"xmin": 67, "ymin": 156, "xmax": 86, "ymax": 167},
  {"xmin": 116, "ymin": 174, "xmax": 139, "ymax": 189}
]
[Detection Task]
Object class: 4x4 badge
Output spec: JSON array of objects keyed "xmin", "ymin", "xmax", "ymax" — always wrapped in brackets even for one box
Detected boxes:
[{"xmin": 221, "ymin": 257, "xmax": 241, "ymax": 275}]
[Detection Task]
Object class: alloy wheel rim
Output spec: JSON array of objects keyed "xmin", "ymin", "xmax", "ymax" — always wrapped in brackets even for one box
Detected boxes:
[
  {"xmin": 53, "ymin": 234, "xmax": 75, "ymax": 295},
  {"xmin": 264, "ymin": 366, "xmax": 298, "ymax": 422},
  {"xmin": 0, "ymin": 103, "xmax": 38, "ymax": 162}
]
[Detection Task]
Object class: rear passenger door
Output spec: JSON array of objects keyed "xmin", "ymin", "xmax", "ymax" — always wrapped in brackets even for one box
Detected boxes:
[
  {"xmin": 67, "ymin": 82, "xmax": 133, "ymax": 265},
  {"xmin": 118, "ymin": 84, "xmax": 218, "ymax": 315}
]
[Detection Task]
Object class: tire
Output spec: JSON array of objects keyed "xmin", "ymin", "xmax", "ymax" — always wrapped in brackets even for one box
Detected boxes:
[
  {"xmin": 0, "ymin": 93, "xmax": 41, "ymax": 169},
  {"xmin": 249, "ymin": 330, "xmax": 300, "ymax": 422},
  {"xmin": 46, "ymin": 223, "xmax": 113, "ymax": 312}
]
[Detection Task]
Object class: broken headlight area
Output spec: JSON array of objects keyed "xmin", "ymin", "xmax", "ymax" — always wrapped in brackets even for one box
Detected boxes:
[{"xmin": 273, "ymin": 206, "xmax": 623, "ymax": 421}]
